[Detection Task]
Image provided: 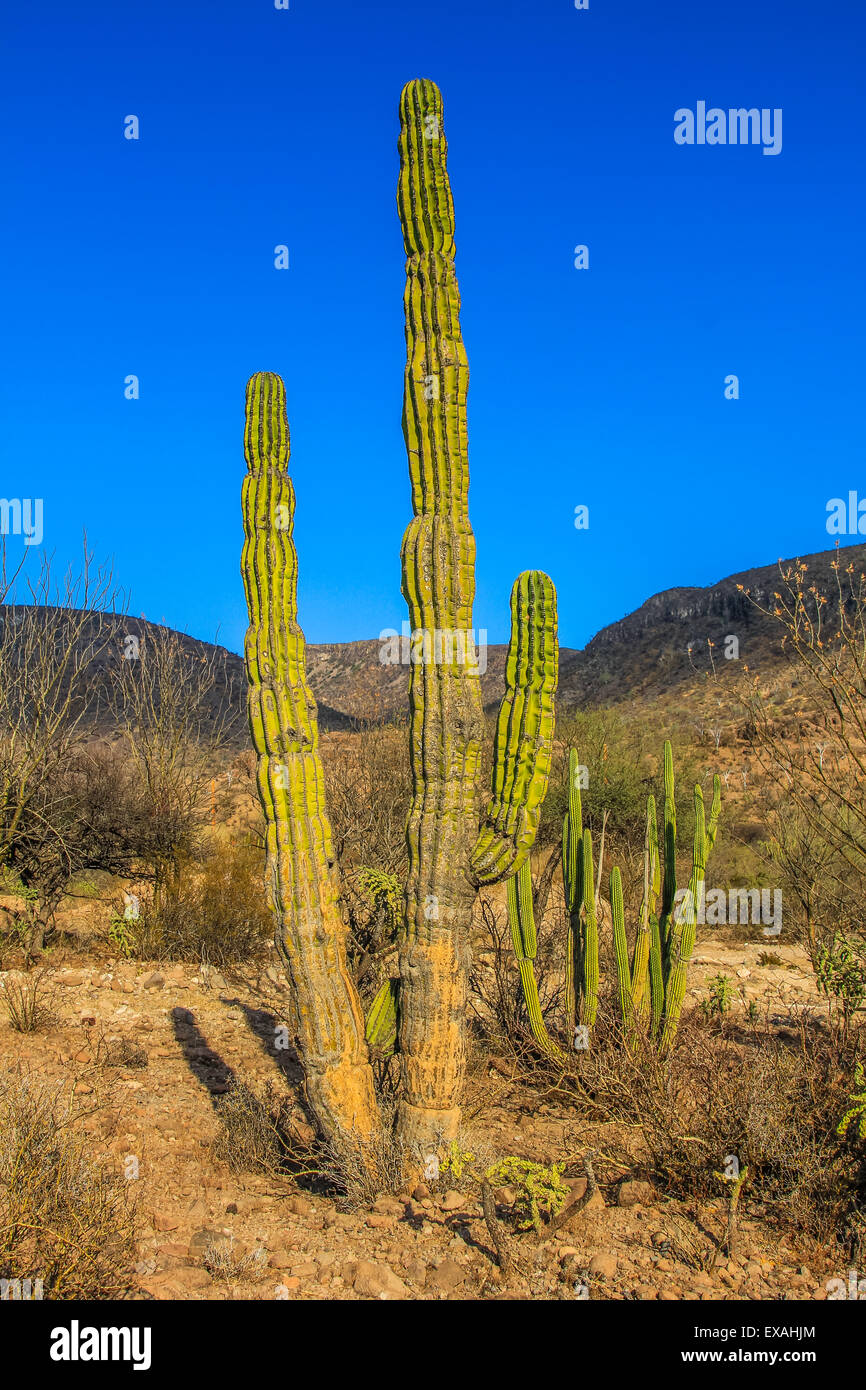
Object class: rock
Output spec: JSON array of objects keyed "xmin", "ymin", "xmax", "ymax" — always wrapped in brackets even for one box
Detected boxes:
[
  {"xmin": 412, "ymin": 1183, "xmax": 430, "ymax": 1201},
  {"xmin": 140, "ymin": 972, "xmax": 165, "ymax": 990},
  {"xmin": 151, "ymin": 1213, "xmax": 179, "ymax": 1232},
  {"xmin": 617, "ymin": 1180, "xmax": 656, "ymax": 1207},
  {"xmin": 404, "ymin": 1259, "xmax": 428, "ymax": 1287},
  {"xmin": 188, "ymin": 1227, "xmax": 231, "ymax": 1256},
  {"xmin": 440, "ymin": 1190, "xmax": 466, "ymax": 1212},
  {"xmin": 366, "ymin": 1214, "xmax": 395, "ymax": 1230},
  {"xmin": 428, "ymin": 1258, "xmax": 465, "ymax": 1293},
  {"xmin": 290, "ymin": 1262, "xmax": 318, "ymax": 1278},
  {"xmin": 275, "ymin": 1276, "xmax": 301, "ymax": 1293},
  {"xmin": 372, "ymin": 1196, "xmax": 405, "ymax": 1218},
  {"xmin": 286, "ymin": 1195, "xmax": 313, "ymax": 1217},
  {"xmin": 635, "ymin": 1284, "xmax": 658, "ymax": 1300},
  {"xmin": 58, "ymin": 971, "xmax": 86, "ymax": 987},
  {"xmin": 157, "ymin": 1242, "xmax": 190, "ymax": 1259},
  {"xmin": 493, "ymin": 1186, "xmax": 516, "ymax": 1206},
  {"xmin": 351, "ymin": 1260, "xmax": 410, "ymax": 1300},
  {"xmin": 659, "ymin": 1289, "xmax": 682, "ymax": 1301},
  {"xmin": 588, "ymin": 1252, "xmax": 618, "ymax": 1279}
]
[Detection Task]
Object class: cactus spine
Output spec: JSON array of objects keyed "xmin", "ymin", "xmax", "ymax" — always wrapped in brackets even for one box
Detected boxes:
[
  {"xmin": 396, "ymin": 79, "xmax": 558, "ymax": 1149},
  {"xmin": 241, "ymin": 372, "xmax": 380, "ymax": 1142}
]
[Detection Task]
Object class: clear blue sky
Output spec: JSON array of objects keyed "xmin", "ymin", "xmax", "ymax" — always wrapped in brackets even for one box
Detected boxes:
[{"xmin": 2, "ymin": 0, "xmax": 863, "ymax": 652}]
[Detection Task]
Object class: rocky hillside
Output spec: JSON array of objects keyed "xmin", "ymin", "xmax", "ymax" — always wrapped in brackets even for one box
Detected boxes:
[{"xmin": 7, "ymin": 542, "xmax": 861, "ymax": 732}]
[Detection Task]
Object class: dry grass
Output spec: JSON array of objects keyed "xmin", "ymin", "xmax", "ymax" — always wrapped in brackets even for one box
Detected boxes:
[{"xmin": 199, "ymin": 1235, "xmax": 268, "ymax": 1284}]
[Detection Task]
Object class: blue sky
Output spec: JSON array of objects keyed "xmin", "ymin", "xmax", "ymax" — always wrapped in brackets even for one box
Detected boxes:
[{"xmin": 2, "ymin": 0, "xmax": 863, "ymax": 652}]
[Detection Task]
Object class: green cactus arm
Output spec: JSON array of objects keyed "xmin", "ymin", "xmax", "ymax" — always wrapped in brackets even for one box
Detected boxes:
[
  {"xmin": 506, "ymin": 858, "xmax": 566, "ymax": 1060},
  {"xmin": 562, "ymin": 748, "xmax": 584, "ymax": 908},
  {"xmin": 658, "ymin": 740, "xmax": 678, "ymax": 964},
  {"xmin": 241, "ymin": 371, "xmax": 379, "ymax": 1142},
  {"xmin": 648, "ymin": 914, "xmax": 665, "ymax": 1038},
  {"xmin": 706, "ymin": 773, "xmax": 722, "ymax": 856},
  {"xmin": 631, "ymin": 793, "xmax": 659, "ymax": 1018},
  {"xmin": 579, "ymin": 828, "xmax": 599, "ymax": 1027},
  {"xmin": 365, "ymin": 978, "xmax": 399, "ymax": 1057},
  {"xmin": 562, "ymin": 749, "xmax": 583, "ymax": 1038},
  {"xmin": 471, "ymin": 571, "xmax": 559, "ymax": 885},
  {"xmin": 610, "ymin": 865, "xmax": 634, "ymax": 1031},
  {"xmin": 660, "ymin": 782, "xmax": 708, "ymax": 1051}
]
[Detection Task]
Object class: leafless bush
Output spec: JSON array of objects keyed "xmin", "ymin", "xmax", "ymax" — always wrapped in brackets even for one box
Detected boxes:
[
  {"xmin": 210, "ymin": 1080, "xmax": 297, "ymax": 1175},
  {"xmin": 577, "ymin": 1009, "xmax": 865, "ymax": 1252},
  {"xmin": 0, "ymin": 1071, "xmax": 138, "ymax": 1298},
  {"xmin": 0, "ymin": 967, "xmax": 55, "ymax": 1033},
  {"xmin": 133, "ymin": 839, "xmax": 272, "ymax": 967}
]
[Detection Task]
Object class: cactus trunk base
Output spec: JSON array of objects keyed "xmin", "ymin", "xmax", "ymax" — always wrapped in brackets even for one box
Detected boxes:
[{"xmin": 396, "ymin": 926, "xmax": 469, "ymax": 1152}]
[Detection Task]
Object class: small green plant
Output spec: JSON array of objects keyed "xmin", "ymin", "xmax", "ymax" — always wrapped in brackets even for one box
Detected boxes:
[
  {"xmin": 356, "ymin": 867, "xmax": 403, "ymax": 934},
  {"xmin": 485, "ymin": 1156, "xmax": 569, "ymax": 1232},
  {"xmin": 702, "ymin": 974, "xmax": 734, "ymax": 1020},
  {"xmin": 107, "ymin": 911, "xmax": 136, "ymax": 960},
  {"xmin": 837, "ymin": 1063, "xmax": 866, "ymax": 1143},
  {"xmin": 440, "ymin": 1141, "xmax": 476, "ymax": 1182},
  {"xmin": 815, "ymin": 941, "xmax": 866, "ymax": 1021}
]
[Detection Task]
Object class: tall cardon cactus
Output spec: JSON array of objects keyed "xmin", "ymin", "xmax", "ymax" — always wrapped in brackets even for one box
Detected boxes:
[
  {"xmin": 241, "ymin": 371, "xmax": 380, "ymax": 1143},
  {"xmin": 395, "ymin": 78, "xmax": 558, "ymax": 1149},
  {"xmin": 241, "ymin": 81, "xmax": 559, "ymax": 1158}
]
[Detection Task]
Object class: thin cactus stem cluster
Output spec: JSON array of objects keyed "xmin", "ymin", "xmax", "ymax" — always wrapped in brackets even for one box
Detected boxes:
[
  {"xmin": 395, "ymin": 78, "xmax": 558, "ymax": 1151},
  {"xmin": 241, "ymin": 80, "xmax": 559, "ymax": 1158},
  {"xmin": 511, "ymin": 740, "xmax": 721, "ymax": 1055},
  {"xmin": 241, "ymin": 372, "xmax": 379, "ymax": 1143},
  {"xmin": 596, "ymin": 739, "xmax": 721, "ymax": 1050}
]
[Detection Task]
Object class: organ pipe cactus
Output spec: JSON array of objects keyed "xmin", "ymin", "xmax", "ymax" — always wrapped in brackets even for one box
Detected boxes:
[
  {"xmin": 241, "ymin": 371, "xmax": 380, "ymax": 1143},
  {"xmin": 601, "ymin": 740, "xmax": 721, "ymax": 1049},
  {"xmin": 511, "ymin": 740, "xmax": 721, "ymax": 1056},
  {"xmin": 396, "ymin": 78, "xmax": 558, "ymax": 1149}
]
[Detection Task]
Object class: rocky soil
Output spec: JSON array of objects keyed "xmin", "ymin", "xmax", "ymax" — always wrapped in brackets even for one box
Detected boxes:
[{"xmin": 0, "ymin": 933, "xmax": 848, "ymax": 1303}]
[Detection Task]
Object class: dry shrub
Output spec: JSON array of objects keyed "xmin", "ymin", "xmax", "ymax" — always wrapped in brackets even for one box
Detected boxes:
[
  {"xmin": 317, "ymin": 1104, "xmax": 411, "ymax": 1209},
  {"xmin": 211, "ymin": 1079, "xmax": 408, "ymax": 1205},
  {"xmin": 99, "ymin": 1036, "xmax": 148, "ymax": 1069},
  {"xmin": 0, "ymin": 967, "xmax": 55, "ymax": 1033},
  {"xmin": 0, "ymin": 1072, "xmax": 137, "ymax": 1299},
  {"xmin": 134, "ymin": 839, "xmax": 272, "ymax": 967},
  {"xmin": 579, "ymin": 1009, "xmax": 865, "ymax": 1252},
  {"xmin": 211, "ymin": 1079, "xmax": 297, "ymax": 1175},
  {"xmin": 200, "ymin": 1235, "xmax": 268, "ymax": 1283}
]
